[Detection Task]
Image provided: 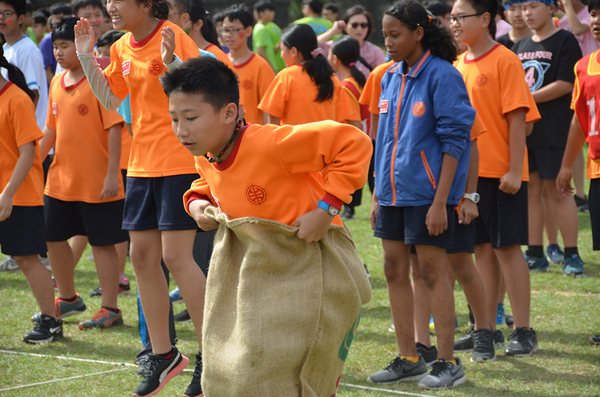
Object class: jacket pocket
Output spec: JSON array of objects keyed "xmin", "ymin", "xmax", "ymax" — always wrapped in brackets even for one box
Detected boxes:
[{"xmin": 420, "ymin": 151, "xmax": 437, "ymax": 190}]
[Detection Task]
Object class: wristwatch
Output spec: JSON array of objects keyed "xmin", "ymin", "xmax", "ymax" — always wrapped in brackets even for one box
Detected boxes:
[
  {"xmin": 463, "ymin": 192, "xmax": 480, "ymax": 204},
  {"xmin": 317, "ymin": 200, "xmax": 340, "ymax": 216}
]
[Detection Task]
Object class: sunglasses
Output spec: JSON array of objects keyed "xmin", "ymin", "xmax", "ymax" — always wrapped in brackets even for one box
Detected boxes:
[{"xmin": 349, "ymin": 22, "xmax": 369, "ymax": 29}]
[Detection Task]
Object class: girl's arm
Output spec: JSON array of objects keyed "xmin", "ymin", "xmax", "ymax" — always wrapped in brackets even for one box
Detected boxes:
[
  {"xmin": 39, "ymin": 126, "xmax": 56, "ymax": 162},
  {"xmin": 557, "ymin": 113, "xmax": 587, "ymax": 195},
  {"xmin": 500, "ymin": 107, "xmax": 527, "ymax": 194},
  {"xmin": 459, "ymin": 140, "xmax": 479, "ymax": 225},
  {"xmin": 100, "ymin": 123, "xmax": 123, "ymax": 199},
  {"xmin": 426, "ymin": 153, "xmax": 459, "ymax": 236},
  {"xmin": 266, "ymin": 113, "xmax": 281, "ymax": 125},
  {"xmin": 317, "ymin": 20, "xmax": 345, "ymax": 44},
  {"xmin": 532, "ymin": 80, "xmax": 574, "ymax": 104},
  {"xmin": 0, "ymin": 141, "xmax": 36, "ymax": 222}
]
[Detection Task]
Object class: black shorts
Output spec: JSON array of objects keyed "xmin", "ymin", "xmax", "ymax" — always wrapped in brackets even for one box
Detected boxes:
[
  {"xmin": 374, "ymin": 205, "xmax": 455, "ymax": 249},
  {"xmin": 589, "ymin": 178, "xmax": 600, "ymax": 251},
  {"xmin": 528, "ymin": 147, "xmax": 564, "ymax": 180},
  {"xmin": 122, "ymin": 175, "xmax": 198, "ymax": 231},
  {"xmin": 474, "ymin": 178, "xmax": 528, "ymax": 249},
  {"xmin": 447, "ymin": 218, "xmax": 476, "ymax": 254},
  {"xmin": 44, "ymin": 196, "xmax": 129, "ymax": 246},
  {"xmin": 0, "ymin": 206, "xmax": 47, "ymax": 256}
]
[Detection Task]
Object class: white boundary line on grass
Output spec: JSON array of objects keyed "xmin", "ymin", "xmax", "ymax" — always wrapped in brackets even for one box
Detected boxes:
[
  {"xmin": 0, "ymin": 350, "xmax": 436, "ymax": 397},
  {"xmin": 0, "ymin": 367, "xmax": 127, "ymax": 393}
]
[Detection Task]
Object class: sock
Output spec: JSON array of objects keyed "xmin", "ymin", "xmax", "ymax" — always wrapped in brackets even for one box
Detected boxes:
[
  {"xmin": 119, "ymin": 273, "xmax": 128, "ymax": 284},
  {"xmin": 526, "ymin": 246, "xmax": 544, "ymax": 258},
  {"xmin": 564, "ymin": 247, "xmax": 579, "ymax": 258},
  {"xmin": 158, "ymin": 348, "xmax": 174, "ymax": 360},
  {"xmin": 400, "ymin": 355, "xmax": 420, "ymax": 363},
  {"xmin": 447, "ymin": 358, "xmax": 457, "ymax": 365},
  {"xmin": 59, "ymin": 295, "xmax": 77, "ymax": 303},
  {"xmin": 102, "ymin": 306, "xmax": 120, "ymax": 314}
]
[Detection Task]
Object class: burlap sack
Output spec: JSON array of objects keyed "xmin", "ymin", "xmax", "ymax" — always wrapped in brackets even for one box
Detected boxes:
[{"xmin": 202, "ymin": 206, "xmax": 372, "ymax": 397}]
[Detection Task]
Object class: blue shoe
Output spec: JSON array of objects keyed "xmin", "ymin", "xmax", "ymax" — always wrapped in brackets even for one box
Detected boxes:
[
  {"xmin": 546, "ymin": 244, "xmax": 564, "ymax": 264},
  {"xmin": 496, "ymin": 303, "xmax": 507, "ymax": 328},
  {"xmin": 563, "ymin": 255, "xmax": 584, "ymax": 277},
  {"xmin": 525, "ymin": 254, "xmax": 550, "ymax": 272},
  {"xmin": 169, "ymin": 287, "xmax": 182, "ymax": 302}
]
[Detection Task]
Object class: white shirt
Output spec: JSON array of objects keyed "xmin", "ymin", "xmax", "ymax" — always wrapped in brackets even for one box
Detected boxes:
[{"xmin": 2, "ymin": 35, "xmax": 48, "ymax": 130}]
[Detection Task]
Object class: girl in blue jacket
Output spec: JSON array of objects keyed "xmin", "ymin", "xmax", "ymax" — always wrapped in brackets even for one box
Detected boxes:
[{"xmin": 367, "ymin": 0, "xmax": 474, "ymax": 390}]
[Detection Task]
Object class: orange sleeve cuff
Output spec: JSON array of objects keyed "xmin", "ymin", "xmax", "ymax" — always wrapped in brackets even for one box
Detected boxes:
[
  {"xmin": 322, "ymin": 192, "xmax": 344, "ymax": 211},
  {"xmin": 185, "ymin": 192, "xmax": 211, "ymax": 213}
]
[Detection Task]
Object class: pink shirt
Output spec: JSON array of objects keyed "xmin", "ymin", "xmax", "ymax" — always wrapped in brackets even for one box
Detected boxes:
[
  {"xmin": 320, "ymin": 39, "xmax": 385, "ymax": 80},
  {"xmin": 495, "ymin": 19, "xmax": 512, "ymax": 38},
  {"xmin": 559, "ymin": 7, "xmax": 600, "ymax": 56}
]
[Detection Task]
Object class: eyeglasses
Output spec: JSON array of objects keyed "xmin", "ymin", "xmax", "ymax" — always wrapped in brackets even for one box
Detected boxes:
[
  {"xmin": 447, "ymin": 13, "xmax": 484, "ymax": 24},
  {"xmin": 0, "ymin": 10, "xmax": 15, "ymax": 19},
  {"xmin": 220, "ymin": 27, "xmax": 244, "ymax": 35},
  {"xmin": 349, "ymin": 22, "xmax": 369, "ymax": 29}
]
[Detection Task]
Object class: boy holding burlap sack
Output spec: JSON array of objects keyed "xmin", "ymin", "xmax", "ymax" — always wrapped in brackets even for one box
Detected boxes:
[{"xmin": 160, "ymin": 56, "xmax": 372, "ymax": 397}]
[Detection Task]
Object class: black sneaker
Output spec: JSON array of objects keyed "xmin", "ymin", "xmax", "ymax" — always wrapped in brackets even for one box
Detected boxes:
[
  {"xmin": 471, "ymin": 329, "xmax": 496, "ymax": 362},
  {"xmin": 175, "ymin": 309, "xmax": 191, "ymax": 323},
  {"xmin": 133, "ymin": 348, "xmax": 189, "ymax": 396},
  {"xmin": 591, "ymin": 334, "xmax": 600, "ymax": 345},
  {"xmin": 416, "ymin": 342, "xmax": 438, "ymax": 367},
  {"xmin": 505, "ymin": 327, "xmax": 538, "ymax": 356},
  {"xmin": 506, "ymin": 314, "xmax": 514, "ymax": 327},
  {"xmin": 574, "ymin": 195, "xmax": 589, "ymax": 213},
  {"xmin": 366, "ymin": 356, "xmax": 428, "ymax": 384},
  {"xmin": 493, "ymin": 329, "xmax": 506, "ymax": 349},
  {"xmin": 183, "ymin": 353, "xmax": 203, "ymax": 397},
  {"xmin": 23, "ymin": 315, "xmax": 63, "ymax": 344},
  {"xmin": 136, "ymin": 355, "xmax": 150, "ymax": 377},
  {"xmin": 341, "ymin": 206, "xmax": 355, "ymax": 220},
  {"xmin": 454, "ymin": 329, "xmax": 475, "ymax": 352},
  {"xmin": 90, "ymin": 283, "xmax": 132, "ymax": 297}
]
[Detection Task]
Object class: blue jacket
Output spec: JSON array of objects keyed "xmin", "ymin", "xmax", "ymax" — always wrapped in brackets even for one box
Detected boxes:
[{"xmin": 374, "ymin": 50, "xmax": 475, "ymax": 207}]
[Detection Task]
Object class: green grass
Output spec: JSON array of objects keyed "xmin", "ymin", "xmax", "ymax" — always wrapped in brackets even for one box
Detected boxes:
[{"xmin": 1, "ymin": 192, "xmax": 600, "ymax": 396}]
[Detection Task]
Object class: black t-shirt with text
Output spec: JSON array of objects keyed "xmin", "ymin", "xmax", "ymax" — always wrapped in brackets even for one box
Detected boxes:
[
  {"xmin": 512, "ymin": 29, "xmax": 582, "ymax": 148},
  {"xmin": 497, "ymin": 33, "xmax": 515, "ymax": 50}
]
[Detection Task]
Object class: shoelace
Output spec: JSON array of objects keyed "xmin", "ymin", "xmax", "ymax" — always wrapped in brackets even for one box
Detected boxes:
[
  {"xmin": 508, "ymin": 327, "xmax": 530, "ymax": 341},
  {"xmin": 429, "ymin": 360, "xmax": 451, "ymax": 377},
  {"xmin": 473, "ymin": 330, "xmax": 493, "ymax": 352},
  {"xmin": 192, "ymin": 355, "xmax": 203, "ymax": 381},
  {"xmin": 143, "ymin": 358, "xmax": 161, "ymax": 379},
  {"xmin": 385, "ymin": 356, "xmax": 402, "ymax": 370},
  {"xmin": 90, "ymin": 309, "xmax": 111, "ymax": 321}
]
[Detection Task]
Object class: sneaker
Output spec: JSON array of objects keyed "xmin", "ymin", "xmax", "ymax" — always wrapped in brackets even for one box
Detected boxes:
[
  {"xmin": 471, "ymin": 329, "xmax": 496, "ymax": 362},
  {"xmin": 133, "ymin": 348, "xmax": 189, "ymax": 397},
  {"xmin": 183, "ymin": 353, "xmax": 203, "ymax": 397},
  {"xmin": 505, "ymin": 327, "xmax": 538, "ymax": 356},
  {"xmin": 574, "ymin": 195, "xmax": 589, "ymax": 213},
  {"xmin": 78, "ymin": 308, "xmax": 123, "ymax": 330},
  {"xmin": 590, "ymin": 335, "xmax": 600, "ymax": 345},
  {"xmin": 90, "ymin": 282, "xmax": 132, "ymax": 297},
  {"xmin": 546, "ymin": 244, "xmax": 564, "ymax": 264},
  {"xmin": 493, "ymin": 329, "xmax": 506, "ymax": 349},
  {"xmin": 525, "ymin": 254, "xmax": 550, "ymax": 272},
  {"xmin": 454, "ymin": 329, "xmax": 475, "ymax": 352},
  {"xmin": 418, "ymin": 358, "xmax": 467, "ymax": 389},
  {"xmin": 341, "ymin": 206, "xmax": 355, "ymax": 220},
  {"xmin": 366, "ymin": 356, "xmax": 428, "ymax": 384},
  {"xmin": 0, "ymin": 256, "xmax": 19, "ymax": 271},
  {"xmin": 388, "ymin": 323, "xmax": 395, "ymax": 333},
  {"xmin": 496, "ymin": 303, "xmax": 507, "ymax": 328},
  {"xmin": 52, "ymin": 277, "xmax": 58, "ymax": 291},
  {"xmin": 416, "ymin": 342, "xmax": 438, "ymax": 367},
  {"xmin": 23, "ymin": 315, "xmax": 63, "ymax": 344},
  {"xmin": 31, "ymin": 293, "xmax": 87, "ymax": 323},
  {"xmin": 563, "ymin": 255, "xmax": 584, "ymax": 277},
  {"xmin": 136, "ymin": 356, "xmax": 150, "ymax": 377},
  {"xmin": 364, "ymin": 263, "xmax": 371, "ymax": 278},
  {"xmin": 169, "ymin": 287, "xmax": 182, "ymax": 303},
  {"xmin": 174, "ymin": 309, "xmax": 191, "ymax": 323}
]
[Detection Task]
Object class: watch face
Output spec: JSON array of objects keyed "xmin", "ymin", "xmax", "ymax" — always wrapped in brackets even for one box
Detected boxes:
[{"xmin": 329, "ymin": 207, "xmax": 340, "ymax": 216}]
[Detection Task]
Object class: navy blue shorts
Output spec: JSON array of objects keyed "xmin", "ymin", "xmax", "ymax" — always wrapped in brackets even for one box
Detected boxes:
[
  {"xmin": 528, "ymin": 147, "xmax": 564, "ymax": 180},
  {"xmin": 447, "ymin": 219, "xmax": 475, "ymax": 254},
  {"xmin": 44, "ymin": 196, "xmax": 129, "ymax": 246},
  {"xmin": 374, "ymin": 205, "xmax": 455, "ymax": 249},
  {"xmin": 0, "ymin": 206, "xmax": 47, "ymax": 256},
  {"xmin": 474, "ymin": 178, "xmax": 528, "ymax": 249},
  {"xmin": 122, "ymin": 175, "xmax": 198, "ymax": 231},
  {"xmin": 589, "ymin": 178, "xmax": 600, "ymax": 251}
]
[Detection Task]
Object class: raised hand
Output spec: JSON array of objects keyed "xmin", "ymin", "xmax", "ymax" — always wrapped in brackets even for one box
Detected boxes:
[
  {"xmin": 74, "ymin": 17, "xmax": 96, "ymax": 54},
  {"xmin": 161, "ymin": 26, "xmax": 176, "ymax": 65}
]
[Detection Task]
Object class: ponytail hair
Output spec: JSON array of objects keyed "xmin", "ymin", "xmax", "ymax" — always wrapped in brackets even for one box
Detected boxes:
[
  {"xmin": 137, "ymin": 0, "xmax": 169, "ymax": 20},
  {"xmin": 330, "ymin": 36, "xmax": 366, "ymax": 88},
  {"xmin": 188, "ymin": 0, "xmax": 221, "ymax": 48},
  {"xmin": 0, "ymin": 47, "xmax": 35, "ymax": 102},
  {"xmin": 281, "ymin": 24, "xmax": 335, "ymax": 103},
  {"xmin": 384, "ymin": 0, "xmax": 457, "ymax": 63}
]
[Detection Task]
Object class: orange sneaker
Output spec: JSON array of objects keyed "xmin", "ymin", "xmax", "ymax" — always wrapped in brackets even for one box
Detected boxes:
[{"xmin": 78, "ymin": 308, "xmax": 123, "ymax": 330}]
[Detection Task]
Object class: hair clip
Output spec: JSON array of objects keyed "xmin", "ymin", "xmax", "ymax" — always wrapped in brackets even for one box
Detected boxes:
[{"xmin": 349, "ymin": 62, "xmax": 356, "ymax": 67}]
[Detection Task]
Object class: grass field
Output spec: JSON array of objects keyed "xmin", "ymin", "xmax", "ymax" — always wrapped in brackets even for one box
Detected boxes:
[{"xmin": 1, "ymin": 193, "xmax": 600, "ymax": 396}]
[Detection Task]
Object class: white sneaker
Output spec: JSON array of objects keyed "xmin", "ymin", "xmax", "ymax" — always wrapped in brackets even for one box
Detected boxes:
[{"xmin": 0, "ymin": 256, "xmax": 19, "ymax": 271}]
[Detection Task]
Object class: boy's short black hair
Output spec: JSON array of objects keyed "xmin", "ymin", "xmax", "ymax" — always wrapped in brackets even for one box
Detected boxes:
[
  {"xmin": 161, "ymin": 56, "xmax": 240, "ymax": 115},
  {"xmin": 0, "ymin": 0, "xmax": 26, "ymax": 16},
  {"xmin": 590, "ymin": 0, "xmax": 600, "ymax": 11},
  {"xmin": 253, "ymin": 0, "xmax": 275, "ymax": 13},
  {"xmin": 213, "ymin": 11, "xmax": 225, "ymax": 24},
  {"xmin": 50, "ymin": 2, "xmax": 72, "ymax": 15},
  {"xmin": 52, "ymin": 16, "xmax": 78, "ymax": 41},
  {"xmin": 96, "ymin": 29, "xmax": 125, "ymax": 47},
  {"xmin": 223, "ymin": 4, "xmax": 254, "ymax": 28},
  {"xmin": 323, "ymin": 2, "xmax": 339, "ymax": 13},
  {"xmin": 303, "ymin": 0, "xmax": 323, "ymax": 14},
  {"xmin": 427, "ymin": 1, "xmax": 452, "ymax": 17},
  {"xmin": 33, "ymin": 11, "xmax": 47, "ymax": 24},
  {"xmin": 25, "ymin": 0, "xmax": 33, "ymax": 13},
  {"xmin": 71, "ymin": 0, "xmax": 103, "ymax": 17}
]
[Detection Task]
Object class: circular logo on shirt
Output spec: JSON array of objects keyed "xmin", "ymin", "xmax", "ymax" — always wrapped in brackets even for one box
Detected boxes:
[
  {"xmin": 475, "ymin": 74, "xmax": 488, "ymax": 86},
  {"xmin": 78, "ymin": 104, "xmax": 89, "ymax": 116},
  {"xmin": 242, "ymin": 79, "xmax": 253, "ymax": 90},
  {"xmin": 149, "ymin": 59, "xmax": 163, "ymax": 76},
  {"xmin": 412, "ymin": 101, "xmax": 426, "ymax": 118},
  {"xmin": 245, "ymin": 184, "xmax": 268, "ymax": 205}
]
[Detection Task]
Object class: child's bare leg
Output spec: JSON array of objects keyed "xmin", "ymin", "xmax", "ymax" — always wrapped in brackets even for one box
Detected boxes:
[
  {"xmin": 498, "ymin": 275, "xmax": 507, "ymax": 307},
  {"xmin": 573, "ymin": 150, "xmax": 585, "ymax": 199},
  {"xmin": 47, "ymin": 240, "xmax": 77, "ymax": 298},
  {"xmin": 382, "ymin": 239, "xmax": 415, "ymax": 357},
  {"xmin": 410, "ymin": 253, "xmax": 431, "ymax": 347},
  {"xmin": 544, "ymin": 179, "xmax": 579, "ymax": 247},
  {"xmin": 14, "ymin": 255, "xmax": 56, "ymax": 318},
  {"xmin": 448, "ymin": 252, "xmax": 487, "ymax": 330},
  {"xmin": 416, "ymin": 245, "xmax": 455, "ymax": 361},
  {"xmin": 91, "ymin": 245, "xmax": 120, "ymax": 309},
  {"xmin": 70, "ymin": 235, "xmax": 89, "ymax": 264},
  {"xmin": 162, "ymin": 229, "xmax": 205, "ymax": 351},
  {"xmin": 544, "ymin": 192, "xmax": 559, "ymax": 245},
  {"xmin": 130, "ymin": 229, "xmax": 171, "ymax": 354},
  {"xmin": 528, "ymin": 172, "xmax": 545, "ymax": 246},
  {"xmin": 474, "ymin": 243, "xmax": 501, "ymax": 330},
  {"xmin": 495, "ymin": 245, "xmax": 530, "ymax": 329},
  {"xmin": 116, "ymin": 240, "xmax": 128, "ymax": 274}
]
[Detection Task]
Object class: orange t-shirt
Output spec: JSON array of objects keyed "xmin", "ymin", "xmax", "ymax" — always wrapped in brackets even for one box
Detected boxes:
[
  {"xmin": 205, "ymin": 43, "xmax": 234, "ymax": 69},
  {"xmin": 233, "ymin": 53, "xmax": 275, "ymax": 125},
  {"xmin": 45, "ymin": 72, "xmax": 125, "ymax": 203},
  {"xmin": 359, "ymin": 60, "xmax": 395, "ymax": 114},
  {"xmin": 120, "ymin": 126, "xmax": 131, "ymax": 170},
  {"xmin": 258, "ymin": 64, "xmax": 358, "ymax": 125},
  {"xmin": 455, "ymin": 44, "xmax": 531, "ymax": 181},
  {"xmin": 340, "ymin": 76, "xmax": 364, "ymax": 128},
  {"xmin": 0, "ymin": 83, "xmax": 44, "ymax": 206},
  {"xmin": 104, "ymin": 20, "xmax": 200, "ymax": 177},
  {"xmin": 183, "ymin": 121, "xmax": 372, "ymax": 227}
]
